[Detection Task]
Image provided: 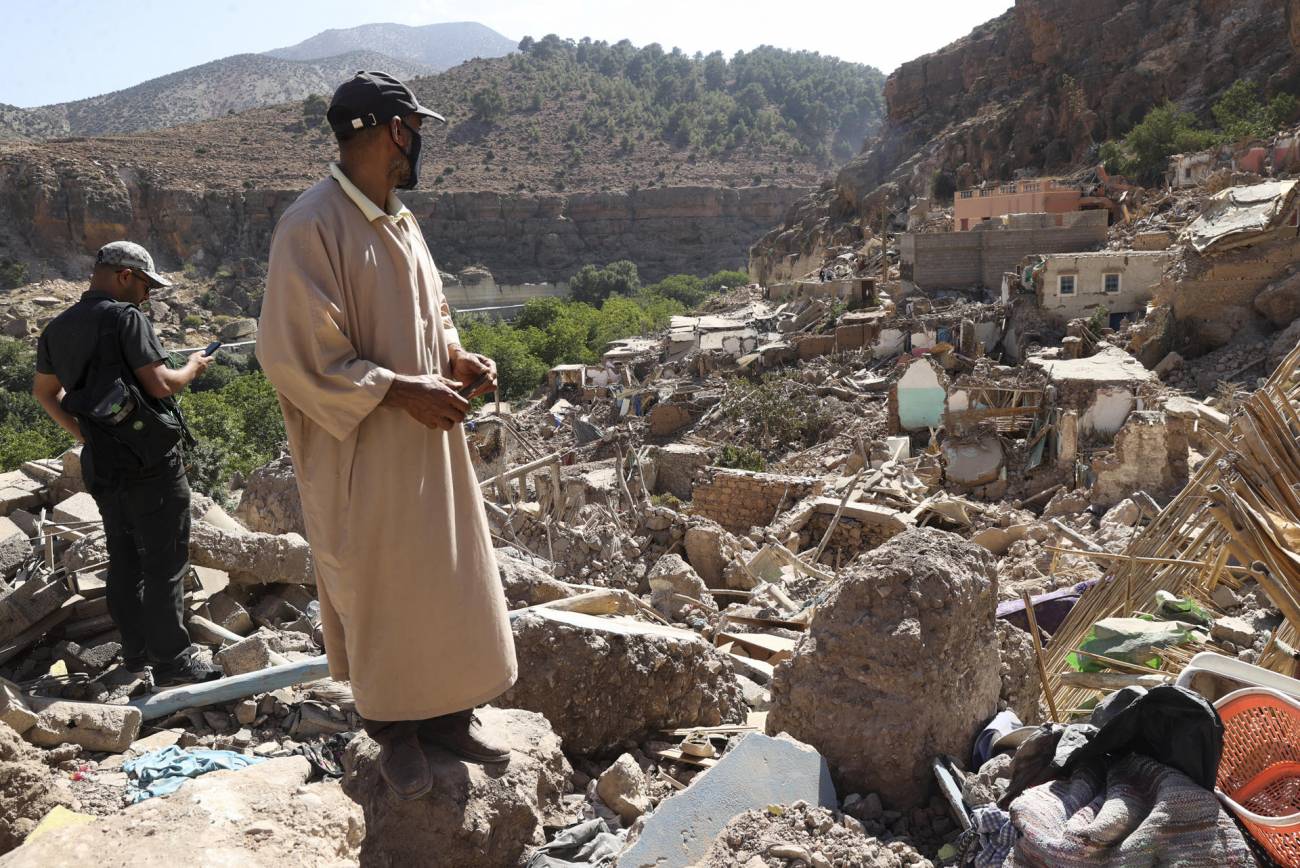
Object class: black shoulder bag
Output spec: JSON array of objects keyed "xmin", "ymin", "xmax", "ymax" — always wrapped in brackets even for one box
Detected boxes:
[{"xmin": 60, "ymin": 301, "xmax": 194, "ymax": 474}]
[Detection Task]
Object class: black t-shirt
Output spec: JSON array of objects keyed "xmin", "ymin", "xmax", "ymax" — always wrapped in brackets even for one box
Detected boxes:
[
  {"xmin": 36, "ymin": 291, "xmax": 171, "ymax": 487},
  {"xmin": 36, "ymin": 290, "xmax": 167, "ymax": 388}
]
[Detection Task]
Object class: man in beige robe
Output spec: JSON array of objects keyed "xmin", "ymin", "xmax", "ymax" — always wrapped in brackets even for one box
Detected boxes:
[{"xmin": 256, "ymin": 71, "xmax": 517, "ymax": 800}]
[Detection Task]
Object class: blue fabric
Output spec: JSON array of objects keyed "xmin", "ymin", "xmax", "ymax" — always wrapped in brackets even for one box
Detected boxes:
[
  {"xmin": 123, "ymin": 745, "xmax": 265, "ymax": 803},
  {"xmin": 971, "ymin": 804, "xmax": 1015, "ymax": 868}
]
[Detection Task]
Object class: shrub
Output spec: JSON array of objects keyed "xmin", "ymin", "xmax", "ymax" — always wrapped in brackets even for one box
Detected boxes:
[
  {"xmin": 716, "ymin": 444, "xmax": 766, "ymax": 472},
  {"xmin": 1212, "ymin": 79, "xmax": 1297, "ymax": 142},
  {"xmin": 0, "ymin": 259, "xmax": 28, "ymax": 290},
  {"xmin": 470, "ymin": 86, "xmax": 505, "ymax": 121}
]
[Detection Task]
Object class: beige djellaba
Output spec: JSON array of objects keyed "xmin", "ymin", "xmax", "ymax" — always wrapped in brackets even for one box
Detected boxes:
[{"xmin": 256, "ymin": 164, "xmax": 517, "ymax": 721}]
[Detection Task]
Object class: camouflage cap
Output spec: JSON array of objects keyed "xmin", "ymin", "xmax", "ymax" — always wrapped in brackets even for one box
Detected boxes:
[{"xmin": 95, "ymin": 241, "xmax": 171, "ymax": 289}]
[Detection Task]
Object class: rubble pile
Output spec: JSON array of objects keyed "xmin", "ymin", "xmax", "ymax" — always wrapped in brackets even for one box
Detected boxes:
[{"xmin": 8, "ymin": 149, "xmax": 1300, "ymax": 867}]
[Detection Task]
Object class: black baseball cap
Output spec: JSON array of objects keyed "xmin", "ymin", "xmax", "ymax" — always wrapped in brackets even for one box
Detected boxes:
[{"xmin": 327, "ymin": 70, "xmax": 446, "ymax": 135}]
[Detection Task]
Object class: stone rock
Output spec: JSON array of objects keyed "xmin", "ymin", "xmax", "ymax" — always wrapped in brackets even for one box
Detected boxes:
[
  {"xmin": 996, "ymin": 620, "xmax": 1043, "ymax": 725},
  {"xmin": 647, "ymin": 553, "xmax": 716, "ymax": 617},
  {"xmin": 341, "ymin": 707, "xmax": 569, "ymax": 867},
  {"xmin": 1042, "ymin": 488, "xmax": 1090, "ymax": 518},
  {"xmin": 2, "ymin": 756, "xmax": 360, "ymax": 866},
  {"xmin": 201, "ymin": 591, "xmax": 254, "ymax": 635},
  {"xmin": 620, "ymin": 733, "xmax": 837, "ymax": 868},
  {"xmin": 215, "ymin": 633, "xmax": 275, "ymax": 676},
  {"xmin": 962, "ymin": 753, "xmax": 1012, "ymax": 808},
  {"xmin": 0, "ymin": 678, "xmax": 36, "ymax": 735},
  {"xmin": 596, "ymin": 752, "xmax": 651, "ymax": 823},
  {"xmin": 766, "ymin": 528, "xmax": 1001, "ymax": 808},
  {"xmin": 219, "ymin": 318, "xmax": 258, "ymax": 341},
  {"xmin": 684, "ymin": 520, "xmax": 741, "ymax": 587},
  {"xmin": 233, "ymin": 456, "xmax": 305, "ymax": 536},
  {"xmin": 188, "ymin": 521, "xmax": 314, "ymax": 586},
  {"xmin": 0, "ymin": 720, "xmax": 73, "ymax": 855},
  {"xmin": 25, "ymin": 699, "xmax": 141, "ymax": 753},
  {"xmin": 51, "ymin": 492, "xmax": 100, "ymax": 526},
  {"xmin": 0, "ymin": 517, "xmax": 32, "ymax": 580},
  {"xmin": 1212, "ymin": 616, "xmax": 1259, "ymax": 647},
  {"xmin": 0, "ymin": 471, "xmax": 44, "ymax": 517},
  {"xmin": 1211, "ymin": 584, "xmax": 1242, "ymax": 610},
  {"xmin": 60, "ymin": 534, "xmax": 108, "ymax": 576},
  {"xmin": 1153, "ymin": 351, "xmax": 1184, "ymax": 376},
  {"xmin": 1101, "ymin": 499, "xmax": 1140, "ymax": 529},
  {"xmin": 497, "ymin": 550, "xmax": 574, "ymax": 608},
  {"xmin": 496, "ymin": 608, "xmax": 745, "ymax": 754},
  {"xmin": 1254, "ymin": 271, "xmax": 1300, "ymax": 327}
]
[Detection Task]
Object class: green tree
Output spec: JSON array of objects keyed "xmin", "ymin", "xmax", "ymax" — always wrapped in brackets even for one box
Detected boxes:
[
  {"xmin": 1212, "ymin": 79, "xmax": 1297, "ymax": 142},
  {"xmin": 1101, "ymin": 102, "xmax": 1216, "ymax": 182},
  {"xmin": 568, "ymin": 261, "xmax": 641, "ymax": 305},
  {"xmin": 470, "ymin": 85, "xmax": 506, "ymax": 121},
  {"xmin": 301, "ymin": 94, "xmax": 328, "ymax": 127}
]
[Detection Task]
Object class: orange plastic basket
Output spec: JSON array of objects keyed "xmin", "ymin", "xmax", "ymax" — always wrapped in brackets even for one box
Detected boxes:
[{"xmin": 1215, "ymin": 686, "xmax": 1300, "ymax": 867}]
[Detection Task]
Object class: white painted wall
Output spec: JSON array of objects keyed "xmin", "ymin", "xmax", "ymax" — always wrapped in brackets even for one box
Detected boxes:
[{"xmin": 1081, "ymin": 387, "xmax": 1135, "ymax": 437}]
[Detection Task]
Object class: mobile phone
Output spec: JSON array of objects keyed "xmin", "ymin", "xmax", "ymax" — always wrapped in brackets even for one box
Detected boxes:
[
  {"xmin": 458, "ymin": 372, "xmax": 491, "ymax": 398},
  {"xmin": 202, "ymin": 341, "xmax": 222, "ymax": 357}
]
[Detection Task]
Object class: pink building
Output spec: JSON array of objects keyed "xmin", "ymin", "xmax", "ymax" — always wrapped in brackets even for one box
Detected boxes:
[{"xmin": 953, "ymin": 179, "xmax": 1081, "ymax": 231}]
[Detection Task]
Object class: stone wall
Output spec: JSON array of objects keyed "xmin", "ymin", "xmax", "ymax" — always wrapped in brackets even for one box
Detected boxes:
[
  {"xmin": 1089, "ymin": 411, "xmax": 1189, "ymax": 508},
  {"xmin": 650, "ymin": 445, "xmax": 713, "ymax": 501},
  {"xmin": 690, "ymin": 469, "xmax": 822, "ymax": 536}
]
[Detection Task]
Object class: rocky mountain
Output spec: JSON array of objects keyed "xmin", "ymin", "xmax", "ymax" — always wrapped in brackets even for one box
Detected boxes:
[
  {"xmin": 0, "ymin": 51, "xmax": 432, "ymax": 140},
  {"xmin": 266, "ymin": 21, "xmax": 517, "ymax": 69},
  {"xmin": 0, "ymin": 39, "xmax": 884, "ymax": 285},
  {"xmin": 751, "ymin": 0, "xmax": 1300, "ymax": 284}
]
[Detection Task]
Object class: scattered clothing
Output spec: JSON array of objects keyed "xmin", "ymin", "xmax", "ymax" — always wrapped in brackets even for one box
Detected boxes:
[
  {"xmin": 958, "ymin": 804, "xmax": 1015, "ymax": 868},
  {"xmin": 123, "ymin": 746, "xmax": 265, "ymax": 803},
  {"xmin": 525, "ymin": 819, "xmax": 626, "ymax": 867},
  {"xmin": 1009, "ymin": 754, "xmax": 1256, "ymax": 866},
  {"xmin": 973, "ymin": 709, "xmax": 1024, "ymax": 768}
]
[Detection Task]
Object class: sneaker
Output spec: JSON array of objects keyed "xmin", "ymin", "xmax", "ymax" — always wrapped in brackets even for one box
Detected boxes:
[
  {"xmin": 376, "ymin": 730, "xmax": 433, "ymax": 800},
  {"xmin": 420, "ymin": 709, "xmax": 511, "ymax": 764},
  {"xmin": 120, "ymin": 650, "xmax": 149, "ymax": 672},
  {"xmin": 152, "ymin": 654, "xmax": 222, "ymax": 687}
]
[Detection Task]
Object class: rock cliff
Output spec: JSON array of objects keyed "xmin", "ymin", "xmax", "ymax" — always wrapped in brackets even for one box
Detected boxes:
[
  {"xmin": 751, "ymin": 0, "xmax": 1300, "ymax": 283},
  {"xmin": 0, "ymin": 152, "xmax": 809, "ymax": 284}
]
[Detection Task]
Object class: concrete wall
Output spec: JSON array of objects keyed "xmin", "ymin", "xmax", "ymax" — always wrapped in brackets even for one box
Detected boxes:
[
  {"xmin": 1089, "ymin": 411, "xmax": 1189, "ymax": 507},
  {"xmin": 901, "ymin": 213, "xmax": 1108, "ymax": 290},
  {"xmin": 1036, "ymin": 251, "xmax": 1171, "ymax": 326},
  {"xmin": 690, "ymin": 469, "xmax": 822, "ymax": 535},
  {"xmin": 442, "ymin": 273, "xmax": 569, "ymax": 316}
]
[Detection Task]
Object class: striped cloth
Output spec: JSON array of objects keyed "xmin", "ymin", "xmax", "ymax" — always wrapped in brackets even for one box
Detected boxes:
[{"xmin": 1009, "ymin": 753, "xmax": 1257, "ymax": 867}]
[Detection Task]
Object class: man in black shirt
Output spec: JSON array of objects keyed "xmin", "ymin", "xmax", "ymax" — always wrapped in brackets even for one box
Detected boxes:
[{"xmin": 33, "ymin": 241, "xmax": 217, "ymax": 685}]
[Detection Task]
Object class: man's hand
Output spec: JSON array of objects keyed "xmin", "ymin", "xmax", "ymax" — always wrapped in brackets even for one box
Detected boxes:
[
  {"xmin": 382, "ymin": 373, "xmax": 470, "ymax": 431},
  {"xmin": 448, "ymin": 345, "xmax": 498, "ymax": 400},
  {"xmin": 186, "ymin": 352, "xmax": 214, "ymax": 377}
]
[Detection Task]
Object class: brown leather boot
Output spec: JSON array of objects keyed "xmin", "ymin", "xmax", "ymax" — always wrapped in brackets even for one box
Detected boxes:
[
  {"xmin": 375, "ymin": 726, "xmax": 433, "ymax": 800},
  {"xmin": 421, "ymin": 709, "xmax": 511, "ymax": 764}
]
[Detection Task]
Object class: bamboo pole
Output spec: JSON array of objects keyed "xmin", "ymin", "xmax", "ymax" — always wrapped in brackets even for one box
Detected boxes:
[{"xmin": 1021, "ymin": 590, "xmax": 1060, "ymax": 722}]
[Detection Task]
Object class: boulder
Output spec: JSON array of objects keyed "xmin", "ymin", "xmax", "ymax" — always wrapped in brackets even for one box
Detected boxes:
[
  {"xmin": 1, "ymin": 756, "xmax": 360, "ymax": 866},
  {"xmin": 341, "ymin": 707, "xmax": 569, "ymax": 867},
  {"xmin": 596, "ymin": 752, "xmax": 651, "ymax": 823},
  {"xmin": 219, "ymin": 318, "xmax": 258, "ymax": 341},
  {"xmin": 766, "ymin": 528, "xmax": 1001, "ymax": 808},
  {"xmin": 24, "ymin": 699, "xmax": 141, "ymax": 753},
  {"xmin": 497, "ymin": 608, "xmax": 745, "ymax": 754},
  {"xmin": 233, "ymin": 456, "xmax": 305, "ymax": 536}
]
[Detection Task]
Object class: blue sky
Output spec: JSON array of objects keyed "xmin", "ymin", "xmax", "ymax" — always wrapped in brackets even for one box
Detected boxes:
[{"xmin": 4, "ymin": 0, "xmax": 1014, "ymax": 107}]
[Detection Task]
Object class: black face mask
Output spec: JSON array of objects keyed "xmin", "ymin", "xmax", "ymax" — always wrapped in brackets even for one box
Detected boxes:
[{"xmin": 397, "ymin": 120, "xmax": 423, "ymax": 190}]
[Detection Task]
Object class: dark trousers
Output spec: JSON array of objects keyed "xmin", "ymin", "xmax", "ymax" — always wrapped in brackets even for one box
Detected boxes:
[{"xmin": 91, "ymin": 454, "xmax": 192, "ymax": 666}]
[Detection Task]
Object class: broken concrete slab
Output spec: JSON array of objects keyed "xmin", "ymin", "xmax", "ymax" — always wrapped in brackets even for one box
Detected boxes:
[
  {"xmin": 342, "ymin": 707, "xmax": 569, "ymax": 867},
  {"xmin": 51, "ymin": 492, "xmax": 100, "ymax": 527},
  {"xmin": 496, "ymin": 608, "xmax": 746, "ymax": 754},
  {"xmin": 0, "ymin": 517, "xmax": 32, "ymax": 580},
  {"xmin": 2, "ymin": 756, "xmax": 360, "ymax": 867},
  {"xmin": 188, "ymin": 521, "xmax": 314, "ymax": 585},
  {"xmin": 0, "ymin": 471, "xmax": 44, "ymax": 518},
  {"xmin": 767, "ymin": 528, "xmax": 1001, "ymax": 808},
  {"xmin": 199, "ymin": 592, "xmax": 253, "ymax": 636},
  {"xmin": 618, "ymin": 732, "xmax": 836, "ymax": 868},
  {"xmin": 24, "ymin": 698, "xmax": 141, "ymax": 753},
  {"xmin": 0, "ymin": 573, "xmax": 73, "ymax": 646}
]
